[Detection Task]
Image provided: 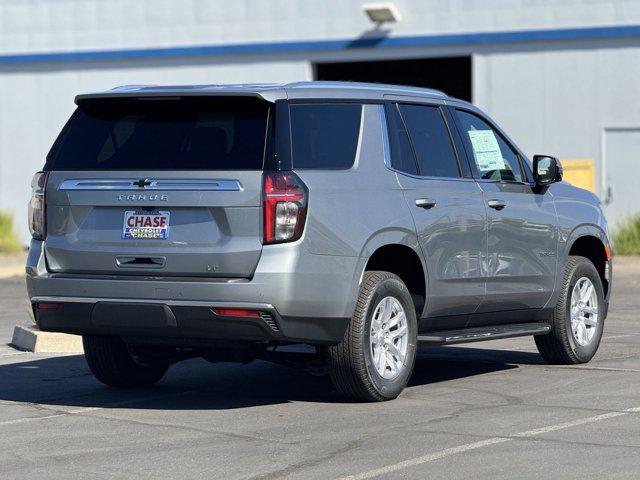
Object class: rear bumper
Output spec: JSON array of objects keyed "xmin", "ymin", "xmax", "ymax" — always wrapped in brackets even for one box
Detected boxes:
[
  {"xmin": 26, "ymin": 240, "xmax": 362, "ymax": 345},
  {"xmin": 31, "ymin": 297, "xmax": 349, "ymax": 345}
]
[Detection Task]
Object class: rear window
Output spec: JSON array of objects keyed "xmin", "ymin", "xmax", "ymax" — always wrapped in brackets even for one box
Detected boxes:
[
  {"xmin": 290, "ymin": 103, "xmax": 362, "ymax": 169},
  {"xmin": 45, "ymin": 97, "xmax": 270, "ymax": 170}
]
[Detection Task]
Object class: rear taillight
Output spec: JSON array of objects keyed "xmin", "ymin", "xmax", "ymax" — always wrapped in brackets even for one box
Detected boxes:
[
  {"xmin": 263, "ymin": 171, "xmax": 308, "ymax": 244},
  {"xmin": 36, "ymin": 302, "xmax": 61, "ymax": 310},
  {"xmin": 28, "ymin": 171, "xmax": 48, "ymax": 240}
]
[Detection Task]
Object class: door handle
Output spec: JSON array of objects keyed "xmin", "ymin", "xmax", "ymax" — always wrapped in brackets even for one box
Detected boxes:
[
  {"xmin": 116, "ymin": 256, "xmax": 166, "ymax": 268},
  {"xmin": 487, "ymin": 199, "xmax": 507, "ymax": 210},
  {"xmin": 415, "ymin": 198, "xmax": 437, "ymax": 209}
]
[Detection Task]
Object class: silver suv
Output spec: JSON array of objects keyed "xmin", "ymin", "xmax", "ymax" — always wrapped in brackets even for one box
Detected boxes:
[{"xmin": 26, "ymin": 82, "xmax": 612, "ymax": 401}]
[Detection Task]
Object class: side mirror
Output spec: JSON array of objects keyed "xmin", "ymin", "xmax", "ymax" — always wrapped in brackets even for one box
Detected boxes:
[{"xmin": 533, "ymin": 155, "xmax": 562, "ymax": 186}]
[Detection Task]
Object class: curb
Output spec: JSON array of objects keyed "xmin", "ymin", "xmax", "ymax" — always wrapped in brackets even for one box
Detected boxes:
[{"xmin": 11, "ymin": 325, "xmax": 84, "ymax": 353}]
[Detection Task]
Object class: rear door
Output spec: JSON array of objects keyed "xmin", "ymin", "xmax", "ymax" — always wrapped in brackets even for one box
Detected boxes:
[
  {"xmin": 385, "ymin": 102, "xmax": 487, "ymax": 324},
  {"xmin": 43, "ymin": 96, "xmax": 271, "ymax": 277}
]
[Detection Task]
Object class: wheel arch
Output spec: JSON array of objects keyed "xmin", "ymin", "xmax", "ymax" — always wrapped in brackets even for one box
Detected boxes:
[
  {"xmin": 360, "ymin": 234, "xmax": 428, "ymax": 317},
  {"xmin": 565, "ymin": 226, "xmax": 611, "ymax": 298}
]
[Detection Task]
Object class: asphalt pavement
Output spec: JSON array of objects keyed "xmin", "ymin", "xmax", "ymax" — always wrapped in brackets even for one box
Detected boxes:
[{"xmin": 0, "ymin": 258, "xmax": 639, "ymax": 479}]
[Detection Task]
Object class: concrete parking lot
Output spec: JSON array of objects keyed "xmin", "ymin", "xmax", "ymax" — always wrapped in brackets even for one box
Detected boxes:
[{"xmin": 1, "ymin": 258, "xmax": 639, "ymax": 479}]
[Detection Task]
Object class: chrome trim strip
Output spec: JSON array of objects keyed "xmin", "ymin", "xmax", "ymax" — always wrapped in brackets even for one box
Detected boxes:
[
  {"xmin": 59, "ymin": 179, "xmax": 243, "ymax": 191},
  {"xmin": 31, "ymin": 295, "xmax": 274, "ymax": 310}
]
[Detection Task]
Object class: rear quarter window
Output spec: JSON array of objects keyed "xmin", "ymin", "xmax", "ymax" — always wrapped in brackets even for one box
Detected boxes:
[{"xmin": 290, "ymin": 103, "xmax": 362, "ymax": 169}]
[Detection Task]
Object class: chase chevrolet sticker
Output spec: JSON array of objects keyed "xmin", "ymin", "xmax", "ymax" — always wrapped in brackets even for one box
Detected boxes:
[{"xmin": 122, "ymin": 211, "xmax": 170, "ymax": 239}]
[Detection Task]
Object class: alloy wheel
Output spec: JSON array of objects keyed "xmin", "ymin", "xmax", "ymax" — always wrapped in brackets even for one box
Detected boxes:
[
  {"xmin": 369, "ymin": 296, "xmax": 409, "ymax": 379},
  {"xmin": 570, "ymin": 277, "xmax": 599, "ymax": 347}
]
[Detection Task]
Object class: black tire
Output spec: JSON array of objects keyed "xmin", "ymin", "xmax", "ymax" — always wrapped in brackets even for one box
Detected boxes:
[
  {"xmin": 83, "ymin": 335, "xmax": 169, "ymax": 387},
  {"xmin": 535, "ymin": 255, "xmax": 605, "ymax": 364},
  {"xmin": 325, "ymin": 271, "xmax": 418, "ymax": 402}
]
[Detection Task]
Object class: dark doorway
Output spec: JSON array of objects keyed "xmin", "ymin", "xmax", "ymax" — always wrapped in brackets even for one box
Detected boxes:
[{"xmin": 314, "ymin": 56, "xmax": 472, "ymax": 101}]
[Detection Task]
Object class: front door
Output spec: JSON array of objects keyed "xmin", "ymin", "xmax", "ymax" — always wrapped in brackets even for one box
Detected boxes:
[{"xmin": 453, "ymin": 108, "xmax": 559, "ymax": 314}]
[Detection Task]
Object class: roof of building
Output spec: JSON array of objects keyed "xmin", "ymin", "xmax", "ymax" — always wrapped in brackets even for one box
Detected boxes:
[{"xmin": 75, "ymin": 80, "xmax": 449, "ymax": 103}]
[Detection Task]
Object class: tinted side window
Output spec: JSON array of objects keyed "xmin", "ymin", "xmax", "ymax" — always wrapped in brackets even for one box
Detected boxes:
[
  {"xmin": 290, "ymin": 104, "xmax": 362, "ymax": 169},
  {"xmin": 398, "ymin": 104, "xmax": 460, "ymax": 178},
  {"xmin": 455, "ymin": 110, "xmax": 524, "ymax": 182},
  {"xmin": 386, "ymin": 104, "xmax": 418, "ymax": 175}
]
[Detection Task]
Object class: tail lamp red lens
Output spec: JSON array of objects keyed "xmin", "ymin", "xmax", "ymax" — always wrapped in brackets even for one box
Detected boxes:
[
  {"xmin": 29, "ymin": 171, "xmax": 48, "ymax": 240},
  {"xmin": 263, "ymin": 171, "xmax": 308, "ymax": 244},
  {"xmin": 211, "ymin": 308, "xmax": 261, "ymax": 318},
  {"xmin": 36, "ymin": 302, "xmax": 60, "ymax": 310}
]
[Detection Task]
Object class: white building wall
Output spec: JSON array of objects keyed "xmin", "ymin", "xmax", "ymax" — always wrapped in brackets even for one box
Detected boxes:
[
  {"xmin": 473, "ymin": 43, "xmax": 640, "ymax": 198},
  {"xmin": 3, "ymin": 0, "xmax": 640, "ymax": 54}
]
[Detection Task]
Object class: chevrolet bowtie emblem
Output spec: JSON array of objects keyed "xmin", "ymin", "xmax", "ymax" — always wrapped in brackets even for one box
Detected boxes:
[{"xmin": 133, "ymin": 179, "xmax": 152, "ymax": 188}]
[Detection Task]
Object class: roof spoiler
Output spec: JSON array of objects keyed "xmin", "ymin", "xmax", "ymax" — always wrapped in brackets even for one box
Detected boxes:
[{"xmin": 75, "ymin": 87, "xmax": 285, "ymax": 105}]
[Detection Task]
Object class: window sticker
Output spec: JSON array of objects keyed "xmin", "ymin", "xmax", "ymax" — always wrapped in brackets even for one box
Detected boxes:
[{"xmin": 468, "ymin": 129, "xmax": 506, "ymax": 172}]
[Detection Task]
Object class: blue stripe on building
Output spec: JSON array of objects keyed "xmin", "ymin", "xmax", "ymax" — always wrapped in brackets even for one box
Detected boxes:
[{"xmin": 1, "ymin": 24, "xmax": 639, "ymax": 65}]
